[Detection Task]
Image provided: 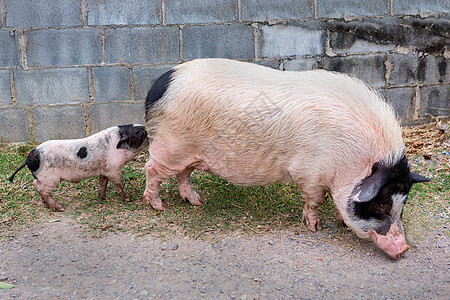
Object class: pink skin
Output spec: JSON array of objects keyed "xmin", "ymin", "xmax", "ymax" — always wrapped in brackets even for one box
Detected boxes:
[{"xmin": 368, "ymin": 223, "xmax": 410, "ymax": 259}]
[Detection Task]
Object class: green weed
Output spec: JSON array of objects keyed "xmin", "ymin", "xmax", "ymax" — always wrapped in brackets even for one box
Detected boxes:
[{"xmin": 1, "ymin": 143, "xmax": 448, "ymax": 240}]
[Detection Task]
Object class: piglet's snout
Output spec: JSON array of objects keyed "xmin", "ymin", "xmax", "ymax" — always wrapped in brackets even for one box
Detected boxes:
[{"xmin": 369, "ymin": 223, "xmax": 410, "ymax": 260}]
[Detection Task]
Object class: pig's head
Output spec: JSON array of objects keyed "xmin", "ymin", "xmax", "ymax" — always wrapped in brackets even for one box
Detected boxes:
[
  {"xmin": 346, "ymin": 155, "xmax": 429, "ymax": 259},
  {"xmin": 117, "ymin": 124, "xmax": 149, "ymax": 153}
]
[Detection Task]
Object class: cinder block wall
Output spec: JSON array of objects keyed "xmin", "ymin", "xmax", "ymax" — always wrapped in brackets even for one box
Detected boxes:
[{"xmin": 0, "ymin": 0, "xmax": 448, "ymax": 143}]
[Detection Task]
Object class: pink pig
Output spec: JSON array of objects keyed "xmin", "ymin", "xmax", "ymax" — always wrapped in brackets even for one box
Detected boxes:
[
  {"xmin": 142, "ymin": 59, "xmax": 429, "ymax": 259},
  {"xmin": 8, "ymin": 124, "xmax": 148, "ymax": 211}
]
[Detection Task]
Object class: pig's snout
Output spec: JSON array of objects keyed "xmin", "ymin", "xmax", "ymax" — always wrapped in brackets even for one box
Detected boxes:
[{"xmin": 368, "ymin": 223, "xmax": 410, "ymax": 259}]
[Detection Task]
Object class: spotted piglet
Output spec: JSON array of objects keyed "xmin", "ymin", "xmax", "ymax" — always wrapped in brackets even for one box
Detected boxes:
[{"xmin": 8, "ymin": 124, "xmax": 148, "ymax": 211}]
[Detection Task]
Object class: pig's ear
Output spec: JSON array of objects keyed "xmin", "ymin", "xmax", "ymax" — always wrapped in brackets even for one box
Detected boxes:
[
  {"xmin": 117, "ymin": 135, "xmax": 130, "ymax": 149},
  {"xmin": 410, "ymin": 172, "xmax": 430, "ymax": 183},
  {"xmin": 354, "ymin": 168, "xmax": 387, "ymax": 202}
]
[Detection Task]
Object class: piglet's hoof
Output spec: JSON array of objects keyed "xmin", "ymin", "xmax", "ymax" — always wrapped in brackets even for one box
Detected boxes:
[
  {"xmin": 98, "ymin": 190, "xmax": 106, "ymax": 200},
  {"xmin": 122, "ymin": 193, "xmax": 132, "ymax": 202},
  {"xmin": 52, "ymin": 205, "xmax": 65, "ymax": 212}
]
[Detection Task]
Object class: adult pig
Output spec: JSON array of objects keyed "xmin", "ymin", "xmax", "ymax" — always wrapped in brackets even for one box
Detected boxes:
[
  {"xmin": 142, "ymin": 58, "xmax": 429, "ymax": 259},
  {"xmin": 9, "ymin": 124, "xmax": 148, "ymax": 211}
]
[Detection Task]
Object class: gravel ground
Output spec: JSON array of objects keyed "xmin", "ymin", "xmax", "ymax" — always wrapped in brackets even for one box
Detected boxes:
[{"xmin": 0, "ymin": 216, "xmax": 448, "ymax": 299}]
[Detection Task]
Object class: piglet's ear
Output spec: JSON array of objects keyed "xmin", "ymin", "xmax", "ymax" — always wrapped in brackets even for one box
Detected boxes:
[
  {"xmin": 354, "ymin": 168, "xmax": 387, "ymax": 202},
  {"xmin": 410, "ymin": 172, "xmax": 430, "ymax": 183},
  {"xmin": 117, "ymin": 135, "xmax": 130, "ymax": 149}
]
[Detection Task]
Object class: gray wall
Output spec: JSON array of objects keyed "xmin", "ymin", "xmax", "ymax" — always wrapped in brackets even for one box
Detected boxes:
[{"xmin": 0, "ymin": 0, "xmax": 449, "ymax": 143}]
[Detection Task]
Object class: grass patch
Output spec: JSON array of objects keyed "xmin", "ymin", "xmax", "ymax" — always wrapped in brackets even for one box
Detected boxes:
[
  {"xmin": 404, "ymin": 153, "xmax": 449, "ymax": 241},
  {"xmin": 0, "ymin": 128, "xmax": 448, "ymax": 241}
]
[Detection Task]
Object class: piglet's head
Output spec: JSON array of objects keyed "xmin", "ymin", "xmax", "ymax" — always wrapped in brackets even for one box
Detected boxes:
[
  {"xmin": 117, "ymin": 124, "xmax": 149, "ymax": 152},
  {"xmin": 347, "ymin": 155, "xmax": 429, "ymax": 259}
]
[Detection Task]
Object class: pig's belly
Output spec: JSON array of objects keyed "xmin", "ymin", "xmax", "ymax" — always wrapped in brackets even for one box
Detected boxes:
[
  {"xmin": 191, "ymin": 155, "xmax": 293, "ymax": 187},
  {"xmin": 58, "ymin": 168, "xmax": 99, "ymax": 183}
]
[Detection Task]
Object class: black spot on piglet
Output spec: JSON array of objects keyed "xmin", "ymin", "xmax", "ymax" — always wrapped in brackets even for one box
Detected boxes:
[{"xmin": 77, "ymin": 146, "xmax": 88, "ymax": 159}]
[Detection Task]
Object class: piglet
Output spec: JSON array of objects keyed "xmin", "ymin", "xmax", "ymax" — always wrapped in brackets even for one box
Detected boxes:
[{"xmin": 8, "ymin": 124, "xmax": 148, "ymax": 211}]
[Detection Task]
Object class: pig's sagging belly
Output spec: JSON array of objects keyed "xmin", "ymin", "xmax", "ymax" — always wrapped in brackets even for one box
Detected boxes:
[{"xmin": 190, "ymin": 151, "xmax": 293, "ymax": 187}]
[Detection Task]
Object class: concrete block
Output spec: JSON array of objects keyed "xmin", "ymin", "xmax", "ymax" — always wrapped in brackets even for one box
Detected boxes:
[
  {"xmin": 420, "ymin": 85, "xmax": 450, "ymax": 117},
  {"xmin": 378, "ymin": 87, "xmax": 415, "ymax": 119},
  {"xmin": 394, "ymin": 0, "xmax": 450, "ymax": 15},
  {"xmin": 14, "ymin": 68, "xmax": 89, "ymax": 106},
  {"xmin": 166, "ymin": 0, "xmax": 237, "ymax": 24},
  {"xmin": 27, "ymin": 28, "xmax": 102, "ymax": 67},
  {"xmin": 183, "ymin": 24, "xmax": 254, "ymax": 60},
  {"xmin": 417, "ymin": 55, "xmax": 449, "ymax": 84},
  {"xmin": 87, "ymin": 0, "xmax": 161, "ymax": 25},
  {"xmin": 92, "ymin": 66, "xmax": 131, "ymax": 102},
  {"xmin": 328, "ymin": 30, "xmax": 394, "ymax": 54},
  {"xmin": 90, "ymin": 102, "xmax": 146, "ymax": 133},
  {"xmin": 390, "ymin": 53, "xmax": 418, "ymax": 85},
  {"xmin": 258, "ymin": 22, "xmax": 325, "ymax": 58},
  {"xmin": 0, "ymin": 108, "xmax": 30, "ymax": 143},
  {"xmin": 0, "ymin": 70, "xmax": 11, "ymax": 106},
  {"xmin": 132, "ymin": 64, "xmax": 177, "ymax": 101},
  {"xmin": 105, "ymin": 27, "xmax": 179, "ymax": 64},
  {"xmin": 33, "ymin": 105, "xmax": 86, "ymax": 142},
  {"xmin": 254, "ymin": 60, "xmax": 281, "ymax": 70},
  {"xmin": 241, "ymin": 0, "xmax": 313, "ymax": 22},
  {"xmin": 317, "ymin": 0, "xmax": 389, "ymax": 18},
  {"xmin": 5, "ymin": 0, "xmax": 83, "ymax": 28},
  {"xmin": 0, "ymin": 30, "xmax": 19, "ymax": 67},
  {"xmin": 320, "ymin": 54, "xmax": 386, "ymax": 87},
  {"xmin": 283, "ymin": 58, "xmax": 317, "ymax": 71}
]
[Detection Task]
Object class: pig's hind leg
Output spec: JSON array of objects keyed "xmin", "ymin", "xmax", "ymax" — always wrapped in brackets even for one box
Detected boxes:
[
  {"xmin": 143, "ymin": 159, "xmax": 173, "ymax": 211},
  {"xmin": 177, "ymin": 167, "xmax": 202, "ymax": 206},
  {"xmin": 107, "ymin": 173, "xmax": 131, "ymax": 202},
  {"xmin": 98, "ymin": 175, "xmax": 109, "ymax": 199},
  {"xmin": 33, "ymin": 179, "xmax": 64, "ymax": 212}
]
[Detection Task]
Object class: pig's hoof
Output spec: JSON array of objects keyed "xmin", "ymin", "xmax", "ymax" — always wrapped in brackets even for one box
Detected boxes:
[
  {"xmin": 303, "ymin": 216, "xmax": 322, "ymax": 232},
  {"xmin": 150, "ymin": 198, "xmax": 167, "ymax": 211},
  {"xmin": 184, "ymin": 192, "xmax": 203, "ymax": 206},
  {"xmin": 306, "ymin": 222, "xmax": 322, "ymax": 232}
]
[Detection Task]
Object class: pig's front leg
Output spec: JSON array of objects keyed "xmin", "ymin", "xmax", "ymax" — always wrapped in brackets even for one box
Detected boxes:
[
  {"xmin": 98, "ymin": 175, "xmax": 109, "ymax": 199},
  {"xmin": 33, "ymin": 179, "xmax": 65, "ymax": 212},
  {"xmin": 301, "ymin": 187, "xmax": 326, "ymax": 232},
  {"xmin": 177, "ymin": 167, "xmax": 202, "ymax": 206}
]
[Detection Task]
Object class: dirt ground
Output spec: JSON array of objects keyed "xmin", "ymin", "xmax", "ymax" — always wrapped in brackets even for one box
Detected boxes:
[{"xmin": 0, "ymin": 215, "xmax": 448, "ymax": 299}]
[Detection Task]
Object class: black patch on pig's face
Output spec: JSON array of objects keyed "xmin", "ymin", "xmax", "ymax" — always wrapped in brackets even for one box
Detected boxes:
[
  {"xmin": 347, "ymin": 155, "xmax": 413, "ymax": 235},
  {"xmin": 77, "ymin": 146, "xmax": 88, "ymax": 159},
  {"xmin": 117, "ymin": 124, "xmax": 149, "ymax": 151}
]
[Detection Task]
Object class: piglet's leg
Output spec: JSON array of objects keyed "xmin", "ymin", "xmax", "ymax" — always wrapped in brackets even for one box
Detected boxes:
[
  {"xmin": 143, "ymin": 159, "xmax": 172, "ymax": 211},
  {"xmin": 108, "ymin": 173, "xmax": 131, "ymax": 202},
  {"xmin": 98, "ymin": 175, "xmax": 109, "ymax": 199},
  {"xmin": 301, "ymin": 187, "xmax": 326, "ymax": 232},
  {"xmin": 177, "ymin": 167, "xmax": 202, "ymax": 206},
  {"xmin": 33, "ymin": 179, "xmax": 64, "ymax": 212}
]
